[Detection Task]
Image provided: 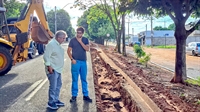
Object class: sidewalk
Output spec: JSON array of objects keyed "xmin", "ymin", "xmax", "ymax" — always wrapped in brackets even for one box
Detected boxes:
[{"xmin": 55, "ymin": 52, "xmax": 97, "ymax": 112}]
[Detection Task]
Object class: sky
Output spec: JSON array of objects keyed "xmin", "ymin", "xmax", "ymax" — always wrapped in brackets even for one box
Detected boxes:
[
  {"xmin": 44, "ymin": 0, "xmax": 197, "ymax": 35},
  {"xmin": 43, "ymin": 0, "xmax": 83, "ymax": 30}
]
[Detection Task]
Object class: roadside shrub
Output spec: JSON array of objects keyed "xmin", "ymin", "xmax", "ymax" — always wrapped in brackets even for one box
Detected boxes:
[
  {"xmin": 139, "ymin": 53, "xmax": 151, "ymax": 67},
  {"xmin": 133, "ymin": 44, "xmax": 145, "ymax": 61}
]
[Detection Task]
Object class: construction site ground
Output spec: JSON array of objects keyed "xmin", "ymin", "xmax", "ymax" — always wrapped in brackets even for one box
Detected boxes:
[{"xmin": 91, "ymin": 43, "xmax": 200, "ymax": 112}]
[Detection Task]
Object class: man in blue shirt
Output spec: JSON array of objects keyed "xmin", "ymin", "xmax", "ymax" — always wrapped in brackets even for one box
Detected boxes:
[
  {"xmin": 67, "ymin": 26, "xmax": 92, "ymax": 103},
  {"xmin": 43, "ymin": 30, "xmax": 67, "ymax": 109}
]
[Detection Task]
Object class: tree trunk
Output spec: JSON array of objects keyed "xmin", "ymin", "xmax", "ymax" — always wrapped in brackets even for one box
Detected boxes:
[
  {"xmin": 171, "ymin": 24, "xmax": 187, "ymax": 83},
  {"xmin": 117, "ymin": 30, "xmax": 121, "ymax": 53},
  {"xmin": 122, "ymin": 14, "xmax": 126, "ymax": 56}
]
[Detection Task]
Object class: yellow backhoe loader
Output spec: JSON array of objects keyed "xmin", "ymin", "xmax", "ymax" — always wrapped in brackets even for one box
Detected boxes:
[{"xmin": 0, "ymin": 0, "xmax": 54, "ymax": 75}]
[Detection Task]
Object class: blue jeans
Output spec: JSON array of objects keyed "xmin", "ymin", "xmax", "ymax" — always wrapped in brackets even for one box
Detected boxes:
[
  {"xmin": 47, "ymin": 70, "xmax": 62, "ymax": 104},
  {"xmin": 71, "ymin": 60, "xmax": 88, "ymax": 96}
]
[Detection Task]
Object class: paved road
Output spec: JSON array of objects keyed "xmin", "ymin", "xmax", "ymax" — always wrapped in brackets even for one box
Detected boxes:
[
  {"xmin": 126, "ymin": 46, "xmax": 200, "ymax": 79},
  {"xmin": 107, "ymin": 42, "xmax": 200, "ymax": 79},
  {"xmin": 0, "ymin": 43, "xmax": 96, "ymax": 112}
]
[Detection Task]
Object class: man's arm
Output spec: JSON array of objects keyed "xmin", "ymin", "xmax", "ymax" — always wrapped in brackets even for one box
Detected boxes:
[
  {"xmin": 43, "ymin": 44, "xmax": 52, "ymax": 66},
  {"xmin": 67, "ymin": 47, "xmax": 73, "ymax": 60},
  {"xmin": 79, "ymin": 42, "xmax": 89, "ymax": 51},
  {"xmin": 77, "ymin": 38, "xmax": 89, "ymax": 51},
  {"xmin": 43, "ymin": 44, "xmax": 54, "ymax": 73},
  {"xmin": 67, "ymin": 47, "xmax": 76, "ymax": 64}
]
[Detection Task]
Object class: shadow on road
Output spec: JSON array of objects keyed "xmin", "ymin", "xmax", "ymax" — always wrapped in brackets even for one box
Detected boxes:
[
  {"xmin": 45, "ymin": 108, "xmax": 58, "ymax": 112},
  {"xmin": 14, "ymin": 55, "xmax": 42, "ymax": 67},
  {"xmin": 45, "ymin": 101, "xmax": 79, "ymax": 112},
  {"xmin": 0, "ymin": 73, "xmax": 18, "ymax": 88},
  {"xmin": 83, "ymin": 101, "xmax": 90, "ymax": 112},
  {"xmin": 0, "ymin": 82, "xmax": 31, "ymax": 112},
  {"xmin": 69, "ymin": 102, "xmax": 78, "ymax": 112}
]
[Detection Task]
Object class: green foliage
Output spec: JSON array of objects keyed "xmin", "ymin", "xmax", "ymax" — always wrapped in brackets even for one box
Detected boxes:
[
  {"xmin": 179, "ymin": 93, "xmax": 185, "ymax": 97},
  {"xmin": 185, "ymin": 77, "xmax": 200, "ymax": 87},
  {"xmin": 77, "ymin": 5, "xmax": 115, "ymax": 41},
  {"xmin": 154, "ymin": 23, "xmax": 175, "ymax": 31},
  {"xmin": 74, "ymin": 0, "xmax": 136, "ymax": 46},
  {"xmin": 133, "ymin": 44, "xmax": 145, "ymax": 59},
  {"xmin": 133, "ymin": 44, "xmax": 151, "ymax": 67},
  {"xmin": 153, "ymin": 26, "xmax": 169, "ymax": 30},
  {"xmin": 4, "ymin": 0, "xmax": 26, "ymax": 18},
  {"xmin": 139, "ymin": 53, "xmax": 151, "ymax": 67},
  {"xmin": 146, "ymin": 45, "xmax": 176, "ymax": 49},
  {"xmin": 77, "ymin": 10, "xmax": 90, "ymax": 37},
  {"xmin": 47, "ymin": 9, "xmax": 75, "ymax": 37},
  {"xmin": 155, "ymin": 45, "xmax": 176, "ymax": 49},
  {"xmin": 196, "ymin": 99, "xmax": 200, "ymax": 105},
  {"xmin": 168, "ymin": 23, "xmax": 175, "ymax": 30}
]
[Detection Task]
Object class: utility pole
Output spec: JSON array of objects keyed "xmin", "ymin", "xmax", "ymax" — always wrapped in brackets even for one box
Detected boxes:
[
  {"xmin": 55, "ymin": 6, "xmax": 57, "ymax": 33},
  {"xmin": 54, "ymin": 3, "xmax": 72, "ymax": 34},
  {"xmin": 144, "ymin": 24, "xmax": 147, "ymax": 46},
  {"xmin": 132, "ymin": 28, "xmax": 134, "ymax": 42},
  {"xmin": 146, "ymin": 24, "xmax": 147, "ymax": 36},
  {"xmin": 132, "ymin": 28, "xmax": 134, "ymax": 36},
  {"xmin": 151, "ymin": 16, "xmax": 153, "ymax": 47},
  {"xmin": 128, "ymin": 17, "xmax": 130, "ymax": 41},
  {"xmin": 164, "ymin": 21, "xmax": 166, "ymax": 28}
]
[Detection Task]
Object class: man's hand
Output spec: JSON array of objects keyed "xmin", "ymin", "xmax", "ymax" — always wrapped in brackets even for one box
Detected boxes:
[
  {"xmin": 76, "ymin": 37, "xmax": 82, "ymax": 43},
  {"xmin": 76, "ymin": 37, "xmax": 89, "ymax": 51},
  {"xmin": 72, "ymin": 59, "xmax": 76, "ymax": 64},
  {"xmin": 48, "ymin": 66, "xmax": 54, "ymax": 74}
]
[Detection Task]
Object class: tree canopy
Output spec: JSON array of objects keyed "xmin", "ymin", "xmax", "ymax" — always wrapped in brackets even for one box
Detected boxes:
[
  {"xmin": 133, "ymin": 0, "xmax": 200, "ymax": 83},
  {"xmin": 77, "ymin": 5, "xmax": 115, "ymax": 44},
  {"xmin": 74, "ymin": 0, "xmax": 136, "ymax": 54},
  {"xmin": 153, "ymin": 23, "xmax": 175, "ymax": 30},
  {"xmin": 47, "ymin": 9, "xmax": 75, "ymax": 38},
  {"xmin": 4, "ymin": 0, "xmax": 26, "ymax": 18}
]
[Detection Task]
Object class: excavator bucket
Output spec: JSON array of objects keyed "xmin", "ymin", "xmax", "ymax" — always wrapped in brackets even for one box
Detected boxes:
[{"xmin": 31, "ymin": 21, "xmax": 51, "ymax": 44}]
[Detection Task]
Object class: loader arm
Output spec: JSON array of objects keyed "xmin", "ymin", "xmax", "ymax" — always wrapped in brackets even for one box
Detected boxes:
[
  {"xmin": 12, "ymin": 0, "xmax": 53, "ymax": 64},
  {"xmin": 16, "ymin": 0, "xmax": 53, "ymax": 37}
]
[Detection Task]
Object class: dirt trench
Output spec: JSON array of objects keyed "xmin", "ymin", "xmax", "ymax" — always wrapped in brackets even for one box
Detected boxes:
[
  {"xmin": 90, "ymin": 48, "xmax": 142, "ymax": 112},
  {"xmin": 101, "ymin": 47, "xmax": 200, "ymax": 112}
]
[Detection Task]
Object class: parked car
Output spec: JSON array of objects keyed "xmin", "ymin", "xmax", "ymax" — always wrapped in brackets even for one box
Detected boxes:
[{"xmin": 186, "ymin": 42, "xmax": 200, "ymax": 56}]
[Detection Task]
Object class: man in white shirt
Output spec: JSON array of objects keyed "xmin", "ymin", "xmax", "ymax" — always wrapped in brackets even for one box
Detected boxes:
[{"xmin": 43, "ymin": 30, "xmax": 67, "ymax": 110}]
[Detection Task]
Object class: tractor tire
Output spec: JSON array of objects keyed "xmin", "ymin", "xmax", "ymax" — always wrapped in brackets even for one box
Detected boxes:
[
  {"xmin": 37, "ymin": 44, "xmax": 45, "ymax": 55},
  {"xmin": 28, "ymin": 42, "xmax": 37, "ymax": 59},
  {"xmin": 0, "ymin": 45, "xmax": 13, "ymax": 76}
]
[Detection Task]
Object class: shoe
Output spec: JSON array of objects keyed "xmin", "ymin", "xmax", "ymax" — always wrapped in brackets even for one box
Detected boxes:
[
  {"xmin": 47, "ymin": 102, "xmax": 59, "ymax": 110},
  {"xmin": 70, "ymin": 96, "xmax": 77, "ymax": 103},
  {"xmin": 83, "ymin": 96, "xmax": 92, "ymax": 103},
  {"xmin": 55, "ymin": 100, "xmax": 65, "ymax": 106}
]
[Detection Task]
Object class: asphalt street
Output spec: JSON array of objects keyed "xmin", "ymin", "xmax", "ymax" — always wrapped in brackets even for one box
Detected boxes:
[{"xmin": 0, "ymin": 42, "xmax": 96, "ymax": 112}]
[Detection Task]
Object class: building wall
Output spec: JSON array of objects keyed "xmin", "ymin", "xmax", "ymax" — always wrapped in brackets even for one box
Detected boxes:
[
  {"xmin": 186, "ymin": 36, "xmax": 200, "ymax": 44},
  {"xmin": 144, "ymin": 36, "xmax": 200, "ymax": 46},
  {"xmin": 151, "ymin": 37, "xmax": 175, "ymax": 46},
  {"xmin": 131, "ymin": 37, "xmax": 139, "ymax": 42}
]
